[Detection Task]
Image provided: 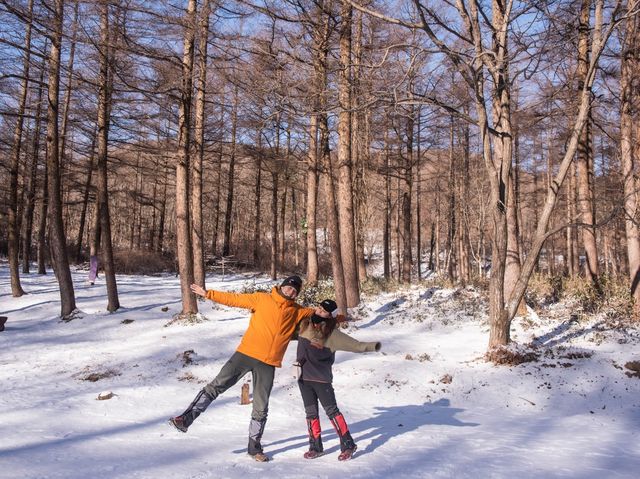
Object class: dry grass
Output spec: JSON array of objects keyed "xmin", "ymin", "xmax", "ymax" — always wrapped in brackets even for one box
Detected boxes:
[{"xmin": 485, "ymin": 344, "xmax": 540, "ymax": 365}]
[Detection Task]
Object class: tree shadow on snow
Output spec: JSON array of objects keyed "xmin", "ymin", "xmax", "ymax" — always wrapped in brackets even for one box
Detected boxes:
[
  {"xmin": 530, "ymin": 317, "xmax": 613, "ymax": 349},
  {"xmin": 261, "ymin": 398, "xmax": 479, "ymax": 459},
  {"xmin": 357, "ymin": 297, "xmax": 407, "ymax": 329}
]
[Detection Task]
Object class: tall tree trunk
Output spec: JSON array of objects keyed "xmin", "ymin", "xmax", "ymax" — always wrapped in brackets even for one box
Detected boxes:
[
  {"xmin": 95, "ymin": 2, "xmax": 119, "ymax": 312},
  {"xmin": 446, "ymin": 115, "xmax": 456, "ymax": 282},
  {"xmin": 254, "ymin": 132, "xmax": 263, "ymax": 266},
  {"xmin": 383, "ymin": 129, "xmax": 391, "ymax": 279},
  {"xmin": 37, "ymin": 156, "xmax": 49, "ymax": 275},
  {"xmin": 306, "ymin": 5, "xmax": 330, "ymax": 284},
  {"xmin": 505, "ymin": 173, "xmax": 524, "ymax": 313},
  {"xmin": 620, "ymin": 2, "xmax": 640, "ymax": 316},
  {"xmin": 352, "ymin": 8, "xmax": 368, "ymax": 282},
  {"xmin": 37, "ymin": 51, "xmax": 51, "ymax": 280},
  {"xmin": 279, "ymin": 180, "xmax": 288, "ymax": 269},
  {"xmin": 321, "ymin": 113, "xmax": 347, "ymax": 312},
  {"xmin": 22, "ymin": 41, "xmax": 46, "ymax": 274},
  {"xmin": 569, "ymin": 165, "xmax": 580, "ymax": 275},
  {"xmin": 8, "ymin": 0, "xmax": 34, "ymax": 296},
  {"xmin": 505, "ymin": 88, "xmax": 522, "ymax": 308},
  {"xmin": 280, "ymin": 128, "xmax": 291, "ymax": 268},
  {"xmin": 270, "ymin": 171, "xmax": 279, "ymax": 280},
  {"xmin": 75, "ymin": 128, "xmax": 97, "ymax": 262},
  {"xmin": 38, "ymin": 141, "xmax": 50, "ymax": 276},
  {"xmin": 416, "ymin": 109, "xmax": 422, "ymax": 280},
  {"xmin": 337, "ymin": 1, "xmax": 360, "ymax": 306},
  {"xmin": 576, "ymin": 0, "xmax": 600, "ymax": 286},
  {"xmin": 157, "ymin": 152, "xmax": 168, "ymax": 253},
  {"xmin": 292, "ymin": 187, "xmax": 300, "ymax": 268},
  {"xmin": 402, "ymin": 192, "xmax": 412, "ymax": 281},
  {"xmin": 46, "ymin": 0, "xmax": 77, "ymax": 318},
  {"xmin": 210, "ymin": 100, "xmax": 224, "ymax": 256},
  {"xmin": 58, "ymin": 0, "xmax": 79, "ymax": 186},
  {"xmin": 428, "ymin": 222, "xmax": 435, "ymax": 272},
  {"xmin": 458, "ymin": 117, "xmax": 471, "ymax": 283},
  {"xmin": 222, "ymin": 86, "xmax": 239, "ymax": 257},
  {"xmin": 435, "ymin": 153, "xmax": 441, "ymax": 272},
  {"xmin": 306, "ymin": 114, "xmax": 319, "ymax": 284},
  {"xmin": 402, "ymin": 110, "xmax": 413, "ymax": 283},
  {"xmin": 271, "ymin": 112, "xmax": 282, "ymax": 279},
  {"xmin": 175, "ymin": 0, "xmax": 198, "ymax": 314},
  {"xmin": 483, "ymin": 1, "xmax": 513, "ymax": 348},
  {"xmin": 191, "ymin": 0, "xmax": 211, "ymax": 288}
]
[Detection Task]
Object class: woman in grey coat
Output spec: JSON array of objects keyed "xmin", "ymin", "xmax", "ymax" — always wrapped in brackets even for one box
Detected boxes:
[{"xmin": 295, "ymin": 299, "xmax": 381, "ymax": 461}]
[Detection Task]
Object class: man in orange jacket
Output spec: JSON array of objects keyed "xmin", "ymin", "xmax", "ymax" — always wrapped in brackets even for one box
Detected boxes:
[{"xmin": 169, "ymin": 275, "xmax": 315, "ymax": 462}]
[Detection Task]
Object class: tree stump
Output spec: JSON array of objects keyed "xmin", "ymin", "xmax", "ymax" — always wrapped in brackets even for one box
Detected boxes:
[{"xmin": 240, "ymin": 382, "xmax": 251, "ymax": 405}]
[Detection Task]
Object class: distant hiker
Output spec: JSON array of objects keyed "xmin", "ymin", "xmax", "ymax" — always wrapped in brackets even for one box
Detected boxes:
[
  {"xmin": 169, "ymin": 275, "xmax": 315, "ymax": 462},
  {"xmin": 295, "ymin": 299, "xmax": 381, "ymax": 461},
  {"xmin": 88, "ymin": 255, "xmax": 99, "ymax": 285}
]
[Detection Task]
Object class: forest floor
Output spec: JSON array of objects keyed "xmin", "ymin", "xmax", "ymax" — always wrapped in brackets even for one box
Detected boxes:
[{"xmin": 1, "ymin": 264, "xmax": 639, "ymax": 478}]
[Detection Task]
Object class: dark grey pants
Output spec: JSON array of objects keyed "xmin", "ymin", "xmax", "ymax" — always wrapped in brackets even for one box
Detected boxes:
[{"xmin": 204, "ymin": 351, "xmax": 275, "ymax": 422}]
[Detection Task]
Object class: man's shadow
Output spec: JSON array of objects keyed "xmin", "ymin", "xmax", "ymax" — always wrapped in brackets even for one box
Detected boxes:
[{"xmin": 264, "ymin": 398, "xmax": 478, "ymax": 458}]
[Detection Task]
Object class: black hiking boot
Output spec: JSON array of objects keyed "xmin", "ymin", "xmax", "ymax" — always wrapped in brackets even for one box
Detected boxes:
[{"xmin": 169, "ymin": 389, "xmax": 214, "ymax": 433}]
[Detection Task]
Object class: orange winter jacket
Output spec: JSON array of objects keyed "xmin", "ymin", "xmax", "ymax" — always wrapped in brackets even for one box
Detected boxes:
[{"xmin": 205, "ymin": 287, "xmax": 315, "ymax": 367}]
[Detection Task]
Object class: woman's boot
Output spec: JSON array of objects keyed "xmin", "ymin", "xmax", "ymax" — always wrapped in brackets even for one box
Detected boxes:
[
  {"xmin": 329, "ymin": 413, "xmax": 357, "ymax": 461},
  {"xmin": 304, "ymin": 417, "xmax": 324, "ymax": 459}
]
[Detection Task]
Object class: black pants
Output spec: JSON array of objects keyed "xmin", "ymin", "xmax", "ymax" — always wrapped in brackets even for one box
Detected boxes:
[
  {"xmin": 204, "ymin": 351, "xmax": 275, "ymax": 422},
  {"xmin": 298, "ymin": 379, "xmax": 356, "ymax": 452},
  {"xmin": 298, "ymin": 379, "xmax": 340, "ymax": 419}
]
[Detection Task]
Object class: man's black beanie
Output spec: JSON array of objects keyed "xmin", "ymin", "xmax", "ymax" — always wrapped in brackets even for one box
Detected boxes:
[{"xmin": 280, "ymin": 275, "xmax": 303, "ymax": 294}]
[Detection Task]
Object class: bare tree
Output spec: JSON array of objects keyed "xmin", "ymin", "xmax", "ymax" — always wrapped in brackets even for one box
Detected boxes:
[
  {"xmin": 21, "ymin": 24, "xmax": 46, "ymax": 275},
  {"xmin": 46, "ymin": 0, "xmax": 77, "ymax": 318},
  {"xmin": 304, "ymin": 1, "xmax": 332, "ymax": 285},
  {"xmin": 191, "ymin": 0, "xmax": 212, "ymax": 288},
  {"xmin": 620, "ymin": 0, "xmax": 640, "ymax": 315},
  {"xmin": 222, "ymin": 85, "xmax": 239, "ymax": 258},
  {"xmin": 95, "ymin": 1, "xmax": 119, "ymax": 312},
  {"xmin": 350, "ymin": 0, "xmax": 627, "ymax": 348},
  {"xmin": 7, "ymin": 0, "xmax": 34, "ymax": 297},
  {"xmin": 336, "ymin": 0, "xmax": 360, "ymax": 306},
  {"xmin": 576, "ymin": 0, "xmax": 600, "ymax": 286},
  {"xmin": 175, "ymin": 0, "xmax": 198, "ymax": 315}
]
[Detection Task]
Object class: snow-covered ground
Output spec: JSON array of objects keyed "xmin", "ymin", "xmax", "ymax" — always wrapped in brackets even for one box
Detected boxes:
[{"xmin": 1, "ymin": 265, "xmax": 639, "ymax": 479}]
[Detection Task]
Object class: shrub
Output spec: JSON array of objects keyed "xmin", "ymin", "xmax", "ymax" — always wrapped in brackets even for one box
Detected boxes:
[
  {"xmin": 526, "ymin": 273, "xmax": 563, "ymax": 307},
  {"xmin": 298, "ymin": 279, "xmax": 337, "ymax": 307},
  {"xmin": 113, "ymin": 250, "xmax": 175, "ymax": 275},
  {"xmin": 360, "ymin": 277, "xmax": 404, "ymax": 296},
  {"xmin": 561, "ymin": 274, "xmax": 633, "ymax": 319}
]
